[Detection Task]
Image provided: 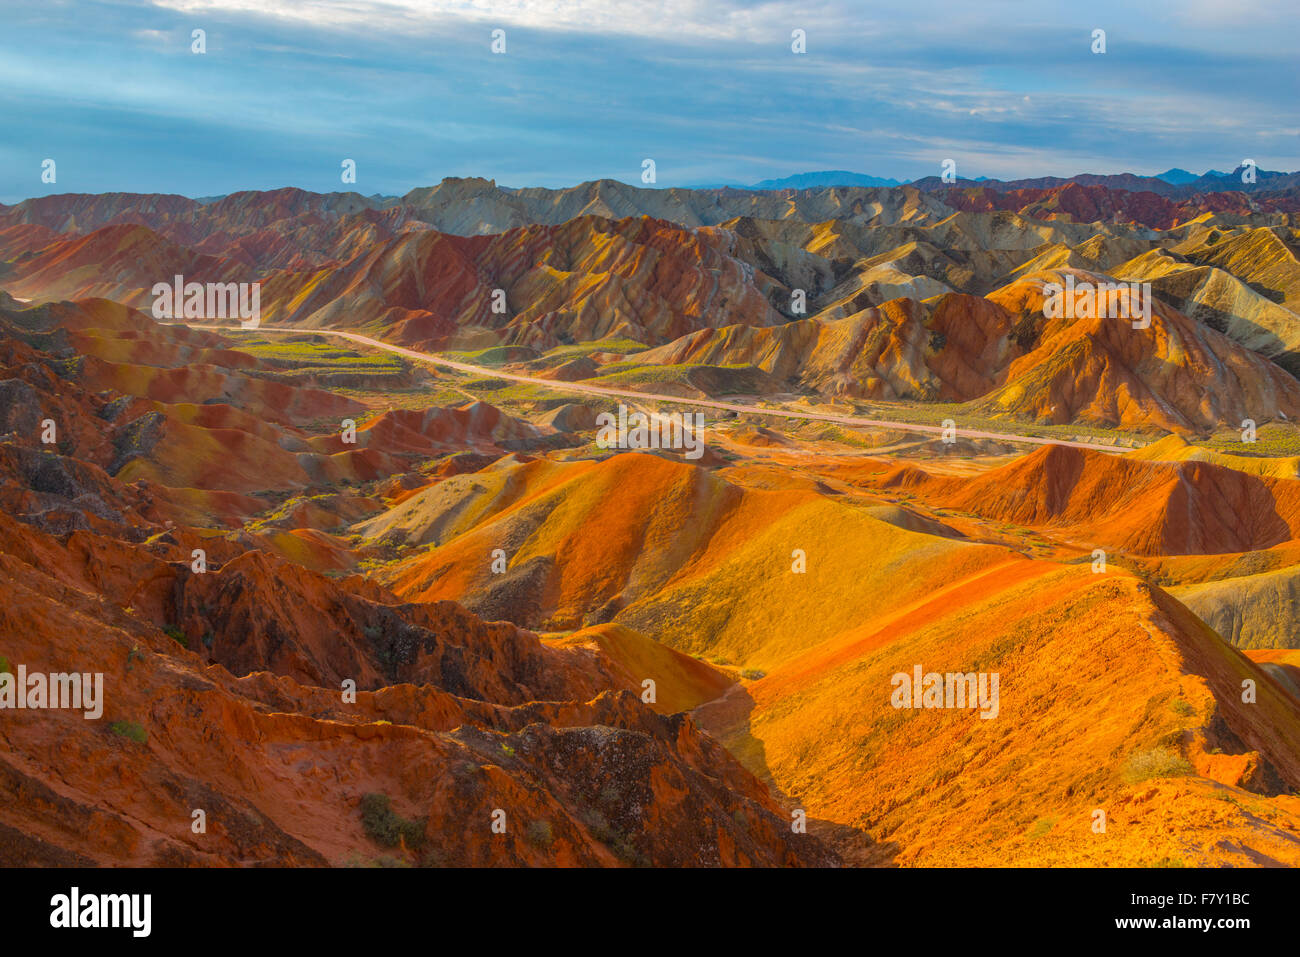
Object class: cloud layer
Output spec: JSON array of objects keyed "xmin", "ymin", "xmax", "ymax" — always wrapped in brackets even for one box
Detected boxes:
[{"xmin": 1, "ymin": 0, "xmax": 1295, "ymax": 201}]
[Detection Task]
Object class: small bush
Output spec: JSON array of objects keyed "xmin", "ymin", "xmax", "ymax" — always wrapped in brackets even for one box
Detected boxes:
[
  {"xmin": 109, "ymin": 721, "xmax": 148, "ymax": 744},
  {"xmin": 740, "ymin": 669, "xmax": 766, "ymax": 681},
  {"xmin": 1027, "ymin": 817, "xmax": 1056, "ymax": 840},
  {"xmin": 341, "ymin": 852, "xmax": 411, "ymax": 868},
  {"xmin": 525, "ymin": 819, "xmax": 554, "ymax": 848},
  {"xmin": 359, "ymin": 793, "xmax": 425, "ymax": 850},
  {"xmin": 579, "ymin": 808, "xmax": 614, "ymax": 843},
  {"xmin": 1123, "ymin": 747, "xmax": 1194, "ymax": 784},
  {"xmin": 164, "ymin": 626, "xmax": 187, "ymax": 648},
  {"xmin": 612, "ymin": 836, "xmax": 646, "ymax": 867}
]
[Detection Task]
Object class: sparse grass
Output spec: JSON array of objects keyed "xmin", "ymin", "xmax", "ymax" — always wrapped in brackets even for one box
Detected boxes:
[
  {"xmin": 541, "ymin": 338, "xmax": 649, "ymax": 360},
  {"xmin": 442, "ymin": 345, "xmax": 536, "ymax": 367},
  {"xmin": 589, "ymin": 361, "xmax": 761, "ymax": 395},
  {"xmin": 815, "ymin": 425, "xmax": 876, "ymax": 448},
  {"xmin": 1202, "ymin": 421, "xmax": 1300, "ymax": 458},
  {"xmin": 1123, "ymin": 746, "xmax": 1195, "ymax": 784},
  {"xmin": 840, "ymin": 398, "xmax": 1151, "ymax": 449},
  {"xmin": 235, "ymin": 336, "xmax": 404, "ymax": 375}
]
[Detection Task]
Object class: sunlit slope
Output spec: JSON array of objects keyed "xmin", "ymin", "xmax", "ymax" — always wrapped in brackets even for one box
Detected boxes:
[
  {"xmin": 1170, "ymin": 565, "xmax": 1300, "ymax": 649},
  {"xmin": 876, "ymin": 444, "xmax": 1300, "ymax": 556},
  {"xmin": 373, "ymin": 447, "xmax": 1300, "ymax": 866},
  {"xmin": 550, "ymin": 623, "xmax": 734, "ymax": 714},
  {"xmin": 734, "ymin": 567, "xmax": 1300, "ymax": 866},
  {"xmin": 1127, "ymin": 434, "xmax": 1300, "ymax": 480},
  {"xmin": 376, "ymin": 451, "xmax": 1013, "ymax": 664}
]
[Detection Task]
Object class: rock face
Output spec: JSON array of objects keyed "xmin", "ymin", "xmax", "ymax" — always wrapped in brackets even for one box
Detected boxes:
[{"xmin": 0, "ymin": 466, "xmax": 834, "ymax": 868}]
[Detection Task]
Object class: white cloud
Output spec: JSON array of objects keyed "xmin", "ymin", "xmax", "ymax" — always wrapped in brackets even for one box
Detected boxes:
[{"xmin": 148, "ymin": 0, "xmax": 837, "ymax": 42}]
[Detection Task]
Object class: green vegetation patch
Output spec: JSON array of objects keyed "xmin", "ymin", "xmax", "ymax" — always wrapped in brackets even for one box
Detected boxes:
[
  {"xmin": 1122, "ymin": 746, "xmax": 1195, "ymax": 784},
  {"xmin": 359, "ymin": 792, "xmax": 426, "ymax": 850},
  {"xmin": 109, "ymin": 721, "xmax": 148, "ymax": 744}
]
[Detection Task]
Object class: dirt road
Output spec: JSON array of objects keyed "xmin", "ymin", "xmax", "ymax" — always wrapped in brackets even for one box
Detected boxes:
[{"xmin": 190, "ymin": 324, "xmax": 1134, "ymax": 453}]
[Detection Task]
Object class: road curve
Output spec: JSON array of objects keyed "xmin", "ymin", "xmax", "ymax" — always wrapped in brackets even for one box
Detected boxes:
[{"xmin": 189, "ymin": 324, "xmax": 1134, "ymax": 453}]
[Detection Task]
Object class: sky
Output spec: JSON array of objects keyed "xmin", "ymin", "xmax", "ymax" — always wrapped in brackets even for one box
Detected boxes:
[{"xmin": 0, "ymin": 0, "xmax": 1296, "ymax": 203}]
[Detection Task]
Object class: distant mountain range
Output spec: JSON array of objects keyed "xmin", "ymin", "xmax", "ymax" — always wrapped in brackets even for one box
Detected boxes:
[
  {"xmin": 679, "ymin": 167, "xmax": 1298, "ymax": 196},
  {"xmin": 909, "ymin": 167, "xmax": 1300, "ymax": 197},
  {"xmin": 745, "ymin": 171, "xmax": 906, "ymax": 190},
  {"xmin": 81, "ymin": 168, "xmax": 1300, "ymax": 213}
]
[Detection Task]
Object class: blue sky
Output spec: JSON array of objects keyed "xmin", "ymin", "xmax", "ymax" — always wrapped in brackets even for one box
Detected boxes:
[{"xmin": 1, "ymin": 0, "xmax": 1296, "ymax": 203}]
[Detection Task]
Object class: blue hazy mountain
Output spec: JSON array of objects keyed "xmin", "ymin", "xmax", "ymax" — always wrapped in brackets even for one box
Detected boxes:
[{"xmin": 736, "ymin": 171, "xmax": 906, "ymax": 190}]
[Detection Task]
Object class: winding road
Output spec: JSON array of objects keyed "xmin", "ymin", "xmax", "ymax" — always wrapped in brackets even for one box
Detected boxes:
[{"xmin": 190, "ymin": 324, "xmax": 1134, "ymax": 454}]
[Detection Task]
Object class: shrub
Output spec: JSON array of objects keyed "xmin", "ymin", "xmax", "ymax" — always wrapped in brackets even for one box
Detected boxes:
[
  {"xmin": 359, "ymin": 793, "xmax": 425, "ymax": 850},
  {"xmin": 1027, "ymin": 817, "xmax": 1056, "ymax": 839},
  {"xmin": 579, "ymin": 808, "xmax": 614, "ymax": 844},
  {"xmin": 525, "ymin": 819, "xmax": 554, "ymax": 847},
  {"xmin": 612, "ymin": 836, "xmax": 646, "ymax": 866},
  {"xmin": 109, "ymin": 721, "xmax": 148, "ymax": 744},
  {"xmin": 1123, "ymin": 747, "xmax": 1194, "ymax": 784},
  {"xmin": 164, "ymin": 626, "xmax": 187, "ymax": 648}
]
